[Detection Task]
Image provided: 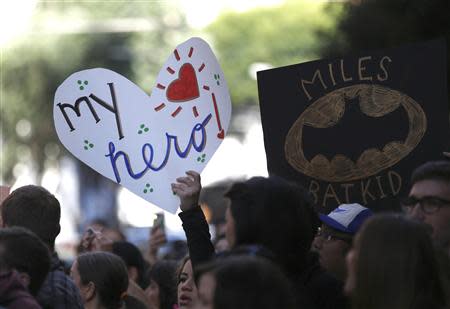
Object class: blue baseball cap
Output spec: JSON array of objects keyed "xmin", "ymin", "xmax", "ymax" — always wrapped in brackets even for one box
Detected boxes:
[{"xmin": 319, "ymin": 203, "xmax": 373, "ymax": 234}]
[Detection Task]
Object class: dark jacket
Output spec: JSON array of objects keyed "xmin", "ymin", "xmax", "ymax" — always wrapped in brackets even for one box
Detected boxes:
[
  {"xmin": 179, "ymin": 206, "xmax": 349, "ymax": 309},
  {"xmin": 36, "ymin": 252, "xmax": 83, "ymax": 309},
  {"xmin": 179, "ymin": 206, "xmax": 215, "ymax": 270},
  {"xmin": 0, "ymin": 271, "xmax": 41, "ymax": 309},
  {"xmin": 298, "ymin": 252, "xmax": 349, "ymax": 309}
]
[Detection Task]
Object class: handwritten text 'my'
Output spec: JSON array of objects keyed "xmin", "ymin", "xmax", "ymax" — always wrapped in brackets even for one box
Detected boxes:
[{"xmin": 57, "ymin": 82, "xmax": 211, "ymax": 183}]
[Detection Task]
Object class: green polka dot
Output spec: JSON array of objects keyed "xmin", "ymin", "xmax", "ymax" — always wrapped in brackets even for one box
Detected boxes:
[
  {"xmin": 144, "ymin": 128, "xmax": 149, "ymax": 132},
  {"xmin": 140, "ymin": 124, "xmax": 145, "ymax": 128},
  {"xmin": 84, "ymin": 80, "xmax": 88, "ymax": 85},
  {"xmin": 146, "ymin": 183, "xmax": 150, "ymax": 188},
  {"xmin": 89, "ymin": 143, "xmax": 94, "ymax": 148},
  {"xmin": 78, "ymin": 80, "xmax": 82, "ymax": 84},
  {"xmin": 143, "ymin": 189, "xmax": 147, "ymax": 193},
  {"xmin": 80, "ymin": 86, "xmax": 84, "ymax": 90},
  {"xmin": 84, "ymin": 146, "xmax": 88, "ymax": 150}
]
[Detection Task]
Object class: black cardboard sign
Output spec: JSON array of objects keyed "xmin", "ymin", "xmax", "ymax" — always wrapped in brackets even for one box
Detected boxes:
[{"xmin": 257, "ymin": 39, "xmax": 449, "ymax": 213}]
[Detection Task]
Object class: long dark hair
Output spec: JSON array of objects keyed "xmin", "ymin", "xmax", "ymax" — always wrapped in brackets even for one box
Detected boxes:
[
  {"xmin": 225, "ymin": 176, "xmax": 318, "ymax": 277},
  {"xmin": 351, "ymin": 214, "xmax": 448, "ymax": 309},
  {"xmin": 146, "ymin": 260, "xmax": 178, "ymax": 309},
  {"xmin": 76, "ymin": 252, "xmax": 129, "ymax": 309},
  {"xmin": 112, "ymin": 241, "xmax": 148, "ymax": 288}
]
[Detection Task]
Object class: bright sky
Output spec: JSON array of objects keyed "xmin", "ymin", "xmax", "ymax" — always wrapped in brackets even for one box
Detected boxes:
[
  {"xmin": 0, "ymin": 0, "xmax": 37, "ymax": 46},
  {"xmin": 180, "ymin": 0, "xmax": 284, "ymax": 28},
  {"xmin": 0, "ymin": 0, "xmax": 284, "ymax": 46}
]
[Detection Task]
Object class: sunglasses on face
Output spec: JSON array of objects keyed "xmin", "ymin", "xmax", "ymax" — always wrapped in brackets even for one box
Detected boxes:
[{"xmin": 401, "ymin": 196, "xmax": 450, "ymax": 214}]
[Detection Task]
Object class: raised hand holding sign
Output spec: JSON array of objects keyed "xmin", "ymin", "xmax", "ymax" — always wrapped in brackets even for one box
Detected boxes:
[{"xmin": 54, "ymin": 38, "xmax": 231, "ymax": 213}]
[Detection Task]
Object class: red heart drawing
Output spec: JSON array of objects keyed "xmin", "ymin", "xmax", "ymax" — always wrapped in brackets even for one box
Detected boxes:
[
  {"xmin": 166, "ymin": 63, "xmax": 200, "ymax": 102},
  {"xmin": 54, "ymin": 38, "xmax": 232, "ymax": 214}
]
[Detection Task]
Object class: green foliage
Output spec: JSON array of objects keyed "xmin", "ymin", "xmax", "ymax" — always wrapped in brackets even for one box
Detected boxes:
[
  {"xmin": 207, "ymin": 0, "xmax": 342, "ymax": 106},
  {"xmin": 1, "ymin": 2, "xmax": 189, "ymax": 182},
  {"xmin": 2, "ymin": 35, "xmax": 89, "ymax": 180},
  {"xmin": 320, "ymin": 0, "xmax": 450, "ymax": 67}
]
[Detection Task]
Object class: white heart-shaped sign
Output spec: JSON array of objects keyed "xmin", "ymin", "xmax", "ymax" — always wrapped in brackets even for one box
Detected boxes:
[{"xmin": 54, "ymin": 38, "xmax": 231, "ymax": 213}]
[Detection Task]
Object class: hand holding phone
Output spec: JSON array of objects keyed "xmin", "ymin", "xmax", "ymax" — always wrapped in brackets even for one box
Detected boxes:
[
  {"xmin": 148, "ymin": 213, "xmax": 167, "ymax": 264},
  {"xmin": 153, "ymin": 213, "xmax": 165, "ymax": 234}
]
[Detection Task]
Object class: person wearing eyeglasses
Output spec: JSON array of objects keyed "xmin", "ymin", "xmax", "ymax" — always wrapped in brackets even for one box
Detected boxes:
[
  {"xmin": 402, "ymin": 160, "xmax": 450, "ymax": 253},
  {"xmin": 311, "ymin": 203, "xmax": 373, "ymax": 282}
]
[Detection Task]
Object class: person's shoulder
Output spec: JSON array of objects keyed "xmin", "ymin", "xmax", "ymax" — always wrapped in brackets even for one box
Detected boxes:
[
  {"xmin": 296, "ymin": 254, "xmax": 349, "ymax": 309},
  {"xmin": 42, "ymin": 268, "xmax": 79, "ymax": 294},
  {"xmin": 37, "ymin": 269, "xmax": 83, "ymax": 309},
  {"xmin": 304, "ymin": 261, "xmax": 343, "ymax": 292}
]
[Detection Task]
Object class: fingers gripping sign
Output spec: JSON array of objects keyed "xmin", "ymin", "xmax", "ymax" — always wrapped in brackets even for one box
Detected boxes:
[
  {"xmin": 53, "ymin": 38, "xmax": 232, "ymax": 214},
  {"xmin": 172, "ymin": 170, "xmax": 201, "ymax": 211}
]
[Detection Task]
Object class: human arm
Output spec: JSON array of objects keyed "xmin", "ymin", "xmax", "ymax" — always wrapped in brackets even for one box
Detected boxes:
[
  {"xmin": 145, "ymin": 225, "xmax": 167, "ymax": 266},
  {"xmin": 172, "ymin": 171, "xmax": 215, "ymax": 269}
]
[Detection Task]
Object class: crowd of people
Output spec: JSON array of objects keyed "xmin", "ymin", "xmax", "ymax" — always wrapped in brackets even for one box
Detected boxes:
[{"xmin": 0, "ymin": 159, "xmax": 449, "ymax": 309}]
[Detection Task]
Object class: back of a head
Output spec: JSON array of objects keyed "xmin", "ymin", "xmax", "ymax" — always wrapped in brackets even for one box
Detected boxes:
[
  {"xmin": 162, "ymin": 240, "xmax": 189, "ymax": 261},
  {"xmin": 353, "ymin": 214, "xmax": 448, "ymax": 309},
  {"xmin": 1, "ymin": 185, "xmax": 61, "ymax": 249},
  {"xmin": 0, "ymin": 226, "xmax": 51, "ymax": 296},
  {"xmin": 411, "ymin": 160, "xmax": 450, "ymax": 185},
  {"xmin": 225, "ymin": 176, "xmax": 316, "ymax": 274},
  {"xmin": 112, "ymin": 241, "xmax": 147, "ymax": 288},
  {"xmin": 77, "ymin": 251, "xmax": 129, "ymax": 309},
  {"xmin": 146, "ymin": 260, "xmax": 178, "ymax": 309},
  {"xmin": 198, "ymin": 255, "xmax": 295, "ymax": 309}
]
